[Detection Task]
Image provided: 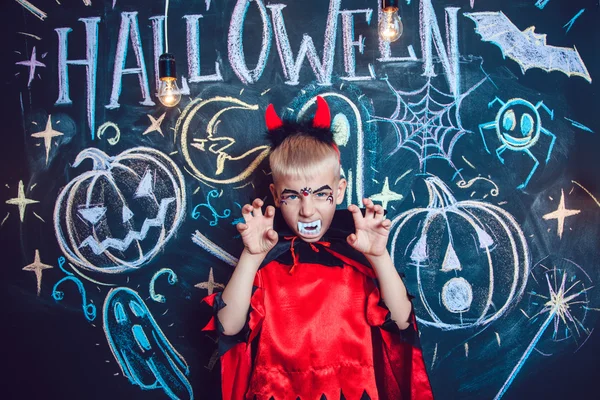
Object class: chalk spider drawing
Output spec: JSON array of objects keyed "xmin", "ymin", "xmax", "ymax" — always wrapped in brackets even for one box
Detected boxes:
[{"xmin": 478, "ymin": 97, "xmax": 556, "ymax": 189}]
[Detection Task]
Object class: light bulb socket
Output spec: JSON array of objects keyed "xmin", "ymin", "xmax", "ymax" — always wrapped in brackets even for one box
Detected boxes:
[
  {"xmin": 159, "ymin": 53, "xmax": 177, "ymax": 81},
  {"xmin": 381, "ymin": 0, "xmax": 399, "ymax": 11}
]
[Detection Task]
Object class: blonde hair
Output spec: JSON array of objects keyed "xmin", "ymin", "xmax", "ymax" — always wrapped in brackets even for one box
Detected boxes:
[{"xmin": 269, "ymin": 134, "xmax": 340, "ymax": 182}]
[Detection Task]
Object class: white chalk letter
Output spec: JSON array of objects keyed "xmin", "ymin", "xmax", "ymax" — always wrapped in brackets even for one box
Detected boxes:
[
  {"xmin": 55, "ymin": 17, "xmax": 100, "ymax": 139},
  {"xmin": 106, "ymin": 12, "xmax": 155, "ymax": 109},
  {"xmin": 268, "ymin": 0, "xmax": 341, "ymax": 85},
  {"xmin": 340, "ymin": 9, "xmax": 374, "ymax": 81},
  {"xmin": 185, "ymin": 14, "xmax": 223, "ymax": 82},
  {"xmin": 420, "ymin": 0, "xmax": 460, "ymax": 97},
  {"xmin": 228, "ymin": 0, "xmax": 271, "ymax": 85}
]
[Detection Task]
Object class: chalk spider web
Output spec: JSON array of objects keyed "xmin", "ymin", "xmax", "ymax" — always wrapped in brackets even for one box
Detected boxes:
[{"xmin": 374, "ymin": 78, "xmax": 481, "ymax": 175}]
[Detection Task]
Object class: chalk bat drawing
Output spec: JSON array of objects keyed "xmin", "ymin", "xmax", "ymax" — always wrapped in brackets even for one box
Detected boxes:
[
  {"xmin": 54, "ymin": 147, "xmax": 186, "ymax": 275},
  {"xmin": 103, "ymin": 287, "xmax": 193, "ymax": 400},
  {"xmin": 372, "ymin": 77, "xmax": 485, "ymax": 177},
  {"xmin": 479, "ymin": 97, "xmax": 556, "ymax": 190},
  {"xmin": 176, "ymin": 96, "xmax": 270, "ymax": 184},
  {"xmin": 191, "ymin": 190, "xmax": 231, "ymax": 226},
  {"xmin": 23, "ymin": 249, "xmax": 53, "ymax": 296},
  {"xmin": 149, "ymin": 268, "xmax": 178, "ymax": 303},
  {"xmin": 389, "ymin": 176, "xmax": 529, "ymax": 330},
  {"xmin": 495, "ymin": 258, "xmax": 598, "ymax": 399},
  {"xmin": 464, "ymin": 11, "xmax": 592, "ymax": 83}
]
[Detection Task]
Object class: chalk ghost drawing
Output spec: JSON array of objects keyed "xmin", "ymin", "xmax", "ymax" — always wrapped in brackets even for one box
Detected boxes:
[
  {"xmin": 389, "ymin": 176, "xmax": 529, "ymax": 330},
  {"xmin": 54, "ymin": 147, "xmax": 186, "ymax": 274},
  {"xmin": 103, "ymin": 287, "xmax": 193, "ymax": 400}
]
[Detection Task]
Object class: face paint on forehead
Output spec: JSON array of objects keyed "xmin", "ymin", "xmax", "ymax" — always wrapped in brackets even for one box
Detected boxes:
[{"xmin": 300, "ymin": 187, "xmax": 312, "ymax": 197}]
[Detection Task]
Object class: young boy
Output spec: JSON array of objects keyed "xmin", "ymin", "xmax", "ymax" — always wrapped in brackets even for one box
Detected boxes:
[{"xmin": 202, "ymin": 97, "xmax": 433, "ymax": 400}]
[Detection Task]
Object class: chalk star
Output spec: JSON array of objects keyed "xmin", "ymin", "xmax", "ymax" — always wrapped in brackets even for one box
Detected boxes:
[
  {"xmin": 143, "ymin": 112, "xmax": 166, "ymax": 136},
  {"xmin": 23, "ymin": 249, "xmax": 53, "ymax": 296},
  {"xmin": 369, "ymin": 177, "xmax": 404, "ymax": 209},
  {"xmin": 195, "ymin": 267, "xmax": 224, "ymax": 295},
  {"xmin": 543, "ymin": 189, "xmax": 580, "ymax": 239},
  {"xmin": 5, "ymin": 180, "xmax": 39, "ymax": 222},
  {"xmin": 16, "ymin": 46, "xmax": 46, "ymax": 87},
  {"xmin": 31, "ymin": 115, "xmax": 64, "ymax": 165}
]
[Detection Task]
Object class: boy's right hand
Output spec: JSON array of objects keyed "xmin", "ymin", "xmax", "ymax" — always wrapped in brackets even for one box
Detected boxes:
[{"xmin": 237, "ymin": 198, "xmax": 279, "ymax": 256}]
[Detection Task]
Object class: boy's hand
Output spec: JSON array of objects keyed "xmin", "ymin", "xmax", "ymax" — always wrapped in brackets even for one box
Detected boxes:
[
  {"xmin": 237, "ymin": 198, "xmax": 279, "ymax": 256},
  {"xmin": 347, "ymin": 199, "xmax": 391, "ymax": 257}
]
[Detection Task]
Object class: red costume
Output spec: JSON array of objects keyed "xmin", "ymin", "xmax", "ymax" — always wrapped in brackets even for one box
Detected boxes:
[{"xmin": 202, "ymin": 210, "xmax": 434, "ymax": 400}]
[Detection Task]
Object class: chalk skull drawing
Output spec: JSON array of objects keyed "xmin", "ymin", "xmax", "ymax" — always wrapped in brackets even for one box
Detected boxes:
[
  {"xmin": 54, "ymin": 147, "xmax": 186, "ymax": 274},
  {"xmin": 389, "ymin": 176, "xmax": 529, "ymax": 330}
]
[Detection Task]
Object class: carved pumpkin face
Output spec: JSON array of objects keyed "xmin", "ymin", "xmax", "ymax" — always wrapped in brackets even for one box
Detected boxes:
[
  {"xmin": 389, "ymin": 176, "xmax": 529, "ymax": 330},
  {"xmin": 54, "ymin": 147, "xmax": 186, "ymax": 274}
]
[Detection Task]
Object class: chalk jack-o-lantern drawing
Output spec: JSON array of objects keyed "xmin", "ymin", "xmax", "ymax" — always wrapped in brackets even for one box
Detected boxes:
[
  {"xmin": 389, "ymin": 176, "xmax": 529, "ymax": 330},
  {"xmin": 54, "ymin": 147, "xmax": 186, "ymax": 274}
]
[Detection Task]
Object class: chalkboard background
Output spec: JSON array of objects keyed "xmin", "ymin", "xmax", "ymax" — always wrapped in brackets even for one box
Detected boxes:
[{"xmin": 2, "ymin": 0, "xmax": 599, "ymax": 399}]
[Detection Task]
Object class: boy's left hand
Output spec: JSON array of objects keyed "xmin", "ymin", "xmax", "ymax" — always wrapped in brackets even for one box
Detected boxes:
[{"xmin": 347, "ymin": 198, "xmax": 391, "ymax": 257}]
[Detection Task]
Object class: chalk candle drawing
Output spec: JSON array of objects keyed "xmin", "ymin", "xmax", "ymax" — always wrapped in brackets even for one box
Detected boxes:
[
  {"xmin": 478, "ymin": 97, "xmax": 556, "ymax": 189},
  {"xmin": 195, "ymin": 267, "xmax": 225, "ymax": 296},
  {"xmin": 149, "ymin": 268, "xmax": 178, "ymax": 303},
  {"xmin": 389, "ymin": 176, "xmax": 529, "ymax": 330},
  {"xmin": 495, "ymin": 258, "xmax": 597, "ymax": 399},
  {"xmin": 372, "ymin": 78, "xmax": 485, "ymax": 176},
  {"xmin": 176, "ymin": 96, "xmax": 270, "ymax": 184},
  {"xmin": 5, "ymin": 180, "xmax": 39, "ymax": 222},
  {"xmin": 191, "ymin": 230, "xmax": 238, "ymax": 267},
  {"xmin": 23, "ymin": 249, "xmax": 53, "ymax": 296},
  {"xmin": 31, "ymin": 115, "xmax": 64, "ymax": 165},
  {"xmin": 54, "ymin": 147, "xmax": 186, "ymax": 274},
  {"xmin": 103, "ymin": 287, "xmax": 193, "ymax": 400},
  {"xmin": 542, "ymin": 189, "xmax": 580, "ymax": 239},
  {"xmin": 191, "ymin": 190, "xmax": 231, "ymax": 226},
  {"xmin": 15, "ymin": 46, "xmax": 46, "ymax": 87},
  {"xmin": 464, "ymin": 11, "xmax": 592, "ymax": 83}
]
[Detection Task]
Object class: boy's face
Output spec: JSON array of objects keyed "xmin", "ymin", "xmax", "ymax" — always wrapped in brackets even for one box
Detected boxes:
[{"xmin": 270, "ymin": 169, "xmax": 347, "ymax": 242}]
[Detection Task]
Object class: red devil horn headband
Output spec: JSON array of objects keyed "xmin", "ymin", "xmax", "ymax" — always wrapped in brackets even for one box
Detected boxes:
[{"xmin": 265, "ymin": 96, "xmax": 331, "ymax": 131}]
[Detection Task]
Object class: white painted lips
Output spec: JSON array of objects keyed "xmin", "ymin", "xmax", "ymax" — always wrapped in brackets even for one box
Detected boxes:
[{"xmin": 297, "ymin": 219, "xmax": 322, "ymax": 236}]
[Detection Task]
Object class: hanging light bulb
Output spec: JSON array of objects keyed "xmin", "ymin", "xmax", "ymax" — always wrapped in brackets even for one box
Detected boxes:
[
  {"xmin": 158, "ymin": 53, "xmax": 181, "ymax": 107},
  {"xmin": 379, "ymin": 0, "xmax": 403, "ymax": 42}
]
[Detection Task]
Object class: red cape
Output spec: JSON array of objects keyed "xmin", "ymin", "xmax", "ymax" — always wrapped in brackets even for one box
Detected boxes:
[{"xmin": 202, "ymin": 210, "xmax": 433, "ymax": 399}]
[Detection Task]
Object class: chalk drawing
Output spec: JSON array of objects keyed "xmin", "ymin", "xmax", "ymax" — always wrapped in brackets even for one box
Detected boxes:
[
  {"xmin": 149, "ymin": 268, "xmax": 178, "ymax": 303},
  {"xmin": 23, "ymin": 249, "xmax": 53, "ymax": 296},
  {"xmin": 142, "ymin": 112, "xmax": 166, "ymax": 136},
  {"xmin": 31, "ymin": 115, "xmax": 64, "ymax": 165},
  {"xmin": 16, "ymin": 46, "xmax": 46, "ymax": 87},
  {"xmin": 5, "ymin": 180, "xmax": 39, "ymax": 222},
  {"xmin": 542, "ymin": 189, "xmax": 580, "ymax": 239},
  {"xmin": 191, "ymin": 190, "xmax": 231, "ymax": 226},
  {"xmin": 194, "ymin": 267, "xmax": 224, "ymax": 295}
]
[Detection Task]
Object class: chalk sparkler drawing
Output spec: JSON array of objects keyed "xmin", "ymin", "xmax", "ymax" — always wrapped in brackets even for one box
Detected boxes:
[
  {"xmin": 464, "ymin": 11, "xmax": 592, "ymax": 83},
  {"xmin": 54, "ymin": 147, "xmax": 186, "ymax": 275},
  {"xmin": 191, "ymin": 190, "xmax": 231, "ymax": 226},
  {"xmin": 495, "ymin": 259, "xmax": 597, "ymax": 399},
  {"xmin": 389, "ymin": 176, "xmax": 529, "ymax": 330},
  {"xmin": 372, "ymin": 78, "xmax": 484, "ymax": 176},
  {"xmin": 103, "ymin": 288, "xmax": 193, "ymax": 400},
  {"xmin": 479, "ymin": 97, "xmax": 556, "ymax": 189}
]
